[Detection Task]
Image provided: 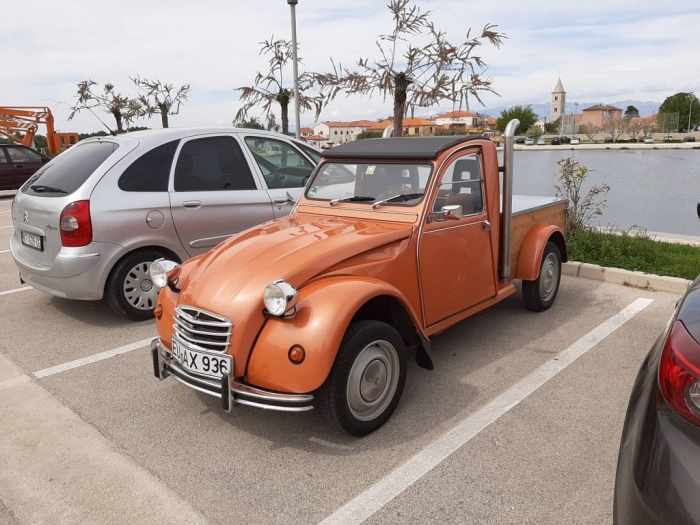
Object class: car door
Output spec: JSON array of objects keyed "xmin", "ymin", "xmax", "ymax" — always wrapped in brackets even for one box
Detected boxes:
[
  {"xmin": 0, "ymin": 148, "xmax": 13, "ymax": 190},
  {"xmin": 5, "ymin": 146, "xmax": 44, "ymax": 188},
  {"xmin": 418, "ymin": 152, "xmax": 496, "ymax": 327},
  {"xmin": 169, "ymin": 134, "xmax": 274, "ymax": 257},
  {"xmin": 241, "ymin": 135, "xmax": 317, "ymax": 218}
]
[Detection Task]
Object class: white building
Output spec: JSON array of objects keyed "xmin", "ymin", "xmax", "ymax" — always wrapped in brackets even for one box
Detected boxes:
[
  {"xmin": 313, "ymin": 120, "xmax": 377, "ymax": 146},
  {"xmin": 433, "ymin": 110, "xmax": 479, "ymax": 128}
]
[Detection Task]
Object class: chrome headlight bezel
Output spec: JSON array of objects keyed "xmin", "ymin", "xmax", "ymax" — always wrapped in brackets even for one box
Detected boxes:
[
  {"xmin": 149, "ymin": 259, "xmax": 181, "ymax": 290},
  {"xmin": 263, "ymin": 280, "xmax": 298, "ymax": 317}
]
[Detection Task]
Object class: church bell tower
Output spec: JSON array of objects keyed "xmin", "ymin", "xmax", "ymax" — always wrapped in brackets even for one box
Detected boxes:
[{"xmin": 550, "ymin": 78, "xmax": 566, "ymax": 123}]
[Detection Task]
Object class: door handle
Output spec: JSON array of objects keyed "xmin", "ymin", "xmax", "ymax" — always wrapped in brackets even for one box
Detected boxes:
[
  {"xmin": 182, "ymin": 200, "xmax": 202, "ymax": 209},
  {"xmin": 481, "ymin": 220, "xmax": 491, "ymax": 231},
  {"xmin": 274, "ymin": 197, "xmax": 289, "ymax": 205},
  {"xmin": 14, "ymin": 165, "xmax": 23, "ymax": 169}
]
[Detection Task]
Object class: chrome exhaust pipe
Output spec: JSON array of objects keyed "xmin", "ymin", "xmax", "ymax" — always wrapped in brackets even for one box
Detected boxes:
[{"xmin": 500, "ymin": 119, "xmax": 519, "ymax": 282}]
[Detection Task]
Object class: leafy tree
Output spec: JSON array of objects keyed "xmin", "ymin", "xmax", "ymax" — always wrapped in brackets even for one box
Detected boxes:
[
  {"xmin": 238, "ymin": 117, "xmax": 265, "ymax": 130},
  {"xmin": 659, "ymin": 92, "xmax": 700, "ymax": 132},
  {"xmin": 132, "ymin": 77, "xmax": 191, "ymax": 128},
  {"xmin": 496, "ymin": 105, "xmax": 536, "ymax": 135},
  {"xmin": 316, "ymin": 0, "xmax": 505, "ymax": 137},
  {"xmin": 33, "ymin": 135, "xmax": 48, "ymax": 150},
  {"xmin": 525, "ymin": 125, "xmax": 542, "ymax": 141},
  {"xmin": 623, "ymin": 105, "xmax": 639, "ymax": 121},
  {"xmin": 235, "ymin": 37, "xmax": 323, "ymax": 135},
  {"xmin": 356, "ymin": 130, "xmax": 383, "ymax": 140},
  {"xmin": 545, "ymin": 117, "xmax": 560, "ymax": 134},
  {"xmin": 69, "ymin": 80, "xmax": 139, "ymax": 133}
]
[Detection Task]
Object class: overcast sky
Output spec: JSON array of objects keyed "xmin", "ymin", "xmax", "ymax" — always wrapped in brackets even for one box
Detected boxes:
[{"xmin": 2, "ymin": 0, "xmax": 698, "ymax": 133}]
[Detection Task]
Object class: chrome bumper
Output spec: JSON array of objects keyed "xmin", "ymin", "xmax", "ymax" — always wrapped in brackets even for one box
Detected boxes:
[{"xmin": 150, "ymin": 338, "xmax": 314, "ymax": 413}]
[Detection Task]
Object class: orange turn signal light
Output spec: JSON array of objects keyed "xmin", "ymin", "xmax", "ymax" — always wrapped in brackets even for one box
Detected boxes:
[
  {"xmin": 288, "ymin": 345, "xmax": 305, "ymax": 364},
  {"xmin": 154, "ymin": 304, "xmax": 163, "ymax": 319}
]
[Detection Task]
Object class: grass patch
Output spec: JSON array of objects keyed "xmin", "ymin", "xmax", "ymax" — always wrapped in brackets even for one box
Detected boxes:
[{"xmin": 566, "ymin": 229, "xmax": 700, "ymax": 280}]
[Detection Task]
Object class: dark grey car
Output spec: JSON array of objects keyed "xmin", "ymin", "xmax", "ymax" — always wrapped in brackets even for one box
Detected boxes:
[
  {"xmin": 613, "ymin": 276, "xmax": 700, "ymax": 524},
  {"xmin": 10, "ymin": 128, "xmax": 320, "ymax": 320}
]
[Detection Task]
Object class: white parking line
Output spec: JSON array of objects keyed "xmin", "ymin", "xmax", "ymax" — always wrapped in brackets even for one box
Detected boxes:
[
  {"xmin": 0, "ymin": 211, "xmax": 10, "ymax": 214},
  {"xmin": 0, "ymin": 287, "xmax": 32, "ymax": 296},
  {"xmin": 0, "ymin": 249, "xmax": 9, "ymax": 254},
  {"xmin": 0, "ymin": 225, "xmax": 13, "ymax": 229},
  {"xmin": 318, "ymin": 297, "xmax": 654, "ymax": 525},
  {"xmin": 32, "ymin": 338, "xmax": 153, "ymax": 378},
  {"xmin": 0, "ymin": 375, "xmax": 31, "ymax": 391}
]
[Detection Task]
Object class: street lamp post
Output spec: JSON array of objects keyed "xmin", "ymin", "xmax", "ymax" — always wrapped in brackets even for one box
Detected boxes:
[
  {"xmin": 573, "ymin": 102, "xmax": 578, "ymax": 137},
  {"xmin": 689, "ymin": 92, "xmax": 694, "ymax": 134},
  {"xmin": 288, "ymin": 0, "xmax": 301, "ymax": 140}
]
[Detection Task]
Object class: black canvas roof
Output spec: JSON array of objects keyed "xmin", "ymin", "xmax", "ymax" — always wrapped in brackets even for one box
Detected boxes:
[{"xmin": 320, "ymin": 135, "xmax": 485, "ymax": 160}]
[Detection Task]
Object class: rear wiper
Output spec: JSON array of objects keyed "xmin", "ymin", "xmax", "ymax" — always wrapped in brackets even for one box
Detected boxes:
[
  {"xmin": 30, "ymin": 185, "xmax": 67, "ymax": 193},
  {"xmin": 329, "ymin": 196, "xmax": 375, "ymax": 206},
  {"xmin": 372, "ymin": 193, "xmax": 424, "ymax": 208}
]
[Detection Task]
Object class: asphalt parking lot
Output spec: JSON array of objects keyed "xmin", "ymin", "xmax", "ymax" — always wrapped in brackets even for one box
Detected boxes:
[{"xmin": 0, "ymin": 193, "xmax": 683, "ymax": 525}]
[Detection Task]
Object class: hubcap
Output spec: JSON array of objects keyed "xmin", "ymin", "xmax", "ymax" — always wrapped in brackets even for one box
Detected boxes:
[
  {"xmin": 539, "ymin": 253, "xmax": 560, "ymax": 302},
  {"xmin": 346, "ymin": 340, "xmax": 399, "ymax": 422},
  {"xmin": 123, "ymin": 262, "xmax": 158, "ymax": 311}
]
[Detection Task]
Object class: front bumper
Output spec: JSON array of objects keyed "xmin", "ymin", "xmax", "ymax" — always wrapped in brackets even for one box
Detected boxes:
[{"xmin": 150, "ymin": 338, "xmax": 314, "ymax": 413}]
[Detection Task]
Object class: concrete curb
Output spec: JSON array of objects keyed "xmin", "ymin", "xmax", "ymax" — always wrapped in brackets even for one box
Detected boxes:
[{"xmin": 563, "ymin": 261, "xmax": 692, "ymax": 295}]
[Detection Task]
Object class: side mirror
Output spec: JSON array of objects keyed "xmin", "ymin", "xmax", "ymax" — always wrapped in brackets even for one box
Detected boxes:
[{"xmin": 440, "ymin": 205, "xmax": 463, "ymax": 221}]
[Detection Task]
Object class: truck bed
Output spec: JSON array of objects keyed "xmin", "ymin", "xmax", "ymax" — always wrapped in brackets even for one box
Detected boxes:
[{"xmin": 506, "ymin": 195, "xmax": 567, "ymax": 279}]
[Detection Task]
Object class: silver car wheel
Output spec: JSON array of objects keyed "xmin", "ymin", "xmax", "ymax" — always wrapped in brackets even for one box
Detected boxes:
[
  {"xmin": 539, "ymin": 252, "xmax": 560, "ymax": 302},
  {"xmin": 123, "ymin": 262, "xmax": 158, "ymax": 311},
  {"xmin": 346, "ymin": 340, "xmax": 400, "ymax": 422}
]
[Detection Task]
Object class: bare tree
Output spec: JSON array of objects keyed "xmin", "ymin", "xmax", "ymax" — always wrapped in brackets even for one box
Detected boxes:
[
  {"xmin": 626, "ymin": 120, "xmax": 643, "ymax": 141},
  {"xmin": 315, "ymin": 0, "xmax": 505, "ymax": 137},
  {"xmin": 578, "ymin": 123, "xmax": 601, "ymax": 143},
  {"xmin": 132, "ymin": 77, "xmax": 191, "ymax": 128},
  {"xmin": 68, "ymin": 80, "xmax": 138, "ymax": 133},
  {"xmin": 606, "ymin": 119, "xmax": 626, "ymax": 142},
  {"xmin": 235, "ymin": 37, "xmax": 323, "ymax": 135}
]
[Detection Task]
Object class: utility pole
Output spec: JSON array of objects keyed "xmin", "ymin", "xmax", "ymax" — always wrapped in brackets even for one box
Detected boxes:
[
  {"xmin": 288, "ymin": 0, "xmax": 301, "ymax": 140},
  {"xmin": 573, "ymin": 102, "xmax": 579, "ymax": 137},
  {"xmin": 689, "ymin": 92, "xmax": 694, "ymax": 133}
]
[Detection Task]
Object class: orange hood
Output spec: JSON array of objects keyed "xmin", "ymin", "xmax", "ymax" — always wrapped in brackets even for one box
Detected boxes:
[{"xmin": 173, "ymin": 214, "xmax": 414, "ymax": 375}]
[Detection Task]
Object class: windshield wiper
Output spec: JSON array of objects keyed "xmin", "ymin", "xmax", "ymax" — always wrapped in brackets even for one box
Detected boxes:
[
  {"xmin": 372, "ymin": 193, "xmax": 424, "ymax": 209},
  {"xmin": 329, "ymin": 196, "xmax": 375, "ymax": 206},
  {"xmin": 30, "ymin": 185, "xmax": 67, "ymax": 193}
]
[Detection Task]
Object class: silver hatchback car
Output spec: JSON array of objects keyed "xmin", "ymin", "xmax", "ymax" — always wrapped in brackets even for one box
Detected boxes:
[{"xmin": 10, "ymin": 128, "xmax": 320, "ymax": 320}]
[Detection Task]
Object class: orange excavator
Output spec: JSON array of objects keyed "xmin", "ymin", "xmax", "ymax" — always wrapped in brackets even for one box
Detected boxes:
[{"xmin": 0, "ymin": 106, "xmax": 79, "ymax": 156}]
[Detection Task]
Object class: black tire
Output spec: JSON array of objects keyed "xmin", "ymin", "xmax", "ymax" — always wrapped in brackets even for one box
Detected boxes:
[
  {"xmin": 105, "ymin": 249, "xmax": 168, "ymax": 321},
  {"xmin": 318, "ymin": 320, "xmax": 407, "ymax": 436},
  {"xmin": 523, "ymin": 242, "xmax": 562, "ymax": 312}
]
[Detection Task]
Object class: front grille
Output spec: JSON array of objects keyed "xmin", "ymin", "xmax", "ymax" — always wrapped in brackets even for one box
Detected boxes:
[{"xmin": 174, "ymin": 306, "xmax": 232, "ymax": 353}]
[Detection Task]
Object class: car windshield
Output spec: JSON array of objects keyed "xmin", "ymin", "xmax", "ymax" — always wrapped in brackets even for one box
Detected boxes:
[{"xmin": 305, "ymin": 162, "xmax": 433, "ymax": 207}]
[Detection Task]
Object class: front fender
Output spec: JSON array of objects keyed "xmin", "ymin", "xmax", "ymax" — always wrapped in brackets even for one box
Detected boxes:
[
  {"xmin": 515, "ymin": 225, "xmax": 567, "ymax": 281},
  {"xmin": 246, "ymin": 276, "xmax": 420, "ymax": 394}
]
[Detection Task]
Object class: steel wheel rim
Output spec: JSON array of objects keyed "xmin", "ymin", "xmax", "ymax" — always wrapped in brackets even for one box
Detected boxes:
[
  {"xmin": 346, "ymin": 340, "xmax": 399, "ymax": 422},
  {"xmin": 123, "ymin": 261, "xmax": 158, "ymax": 311},
  {"xmin": 540, "ymin": 253, "xmax": 559, "ymax": 302}
]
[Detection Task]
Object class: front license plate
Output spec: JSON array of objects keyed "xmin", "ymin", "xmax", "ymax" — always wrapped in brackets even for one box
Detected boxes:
[
  {"xmin": 21, "ymin": 230, "xmax": 43, "ymax": 251},
  {"xmin": 171, "ymin": 336, "xmax": 232, "ymax": 379}
]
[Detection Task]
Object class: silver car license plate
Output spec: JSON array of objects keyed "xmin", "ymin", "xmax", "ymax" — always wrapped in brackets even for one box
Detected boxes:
[
  {"xmin": 21, "ymin": 230, "xmax": 43, "ymax": 251},
  {"xmin": 171, "ymin": 336, "xmax": 232, "ymax": 379}
]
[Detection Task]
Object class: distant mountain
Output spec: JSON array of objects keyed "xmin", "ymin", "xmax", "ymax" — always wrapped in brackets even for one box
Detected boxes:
[{"xmin": 477, "ymin": 100, "xmax": 660, "ymax": 120}]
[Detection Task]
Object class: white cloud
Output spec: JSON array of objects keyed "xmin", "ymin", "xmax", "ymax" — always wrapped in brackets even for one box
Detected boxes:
[{"xmin": 1, "ymin": 0, "xmax": 698, "ymax": 132}]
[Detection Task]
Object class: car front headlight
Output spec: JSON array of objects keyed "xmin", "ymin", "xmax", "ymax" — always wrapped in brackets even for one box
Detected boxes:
[
  {"xmin": 149, "ymin": 259, "xmax": 181, "ymax": 290},
  {"xmin": 263, "ymin": 280, "xmax": 298, "ymax": 316}
]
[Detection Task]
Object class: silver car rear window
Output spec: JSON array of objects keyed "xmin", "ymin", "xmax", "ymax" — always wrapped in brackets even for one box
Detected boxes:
[{"xmin": 22, "ymin": 141, "xmax": 119, "ymax": 197}]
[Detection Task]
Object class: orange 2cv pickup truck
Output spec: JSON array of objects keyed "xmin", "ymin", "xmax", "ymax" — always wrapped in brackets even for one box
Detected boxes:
[{"xmin": 149, "ymin": 119, "xmax": 568, "ymax": 436}]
